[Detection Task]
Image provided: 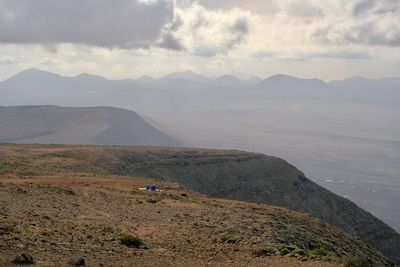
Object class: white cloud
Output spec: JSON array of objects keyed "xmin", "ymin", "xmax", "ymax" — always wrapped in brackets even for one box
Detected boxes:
[{"xmin": 174, "ymin": 4, "xmax": 255, "ymax": 57}]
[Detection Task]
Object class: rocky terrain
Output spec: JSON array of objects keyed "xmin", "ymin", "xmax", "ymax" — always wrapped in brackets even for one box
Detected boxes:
[
  {"xmin": 0, "ymin": 144, "xmax": 397, "ymax": 266},
  {"xmin": 1, "ymin": 176, "xmax": 392, "ymax": 266}
]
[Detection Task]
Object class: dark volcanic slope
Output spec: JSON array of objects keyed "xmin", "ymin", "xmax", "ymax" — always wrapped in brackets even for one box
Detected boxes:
[
  {"xmin": 0, "ymin": 106, "xmax": 180, "ymax": 146},
  {"xmin": 1, "ymin": 144, "xmax": 399, "ymax": 264}
]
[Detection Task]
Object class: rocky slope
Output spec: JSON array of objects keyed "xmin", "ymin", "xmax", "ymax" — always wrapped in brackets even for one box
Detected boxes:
[
  {"xmin": 0, "ymin": 173, "xmax": 391, "ymax": 266},
  {"xmin": 0, "ymin": 144, "xmax": 398, "ymax": 265}
]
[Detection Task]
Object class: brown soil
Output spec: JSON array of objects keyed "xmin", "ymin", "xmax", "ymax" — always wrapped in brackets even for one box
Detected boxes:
[{"xmin": 0, "ymin": 175, "xmax": 354, "ymax": 267}]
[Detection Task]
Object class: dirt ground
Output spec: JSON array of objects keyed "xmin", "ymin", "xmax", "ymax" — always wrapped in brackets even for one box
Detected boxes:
[{"xmin": 0, "ymin": 175, "xmax": 346, "ymax": 267}]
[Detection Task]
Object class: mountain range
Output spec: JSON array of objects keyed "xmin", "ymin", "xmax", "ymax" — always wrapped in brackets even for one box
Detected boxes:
[{"xmin": 1, "ymin": 68, "xmax": 399, "ymax": 107}]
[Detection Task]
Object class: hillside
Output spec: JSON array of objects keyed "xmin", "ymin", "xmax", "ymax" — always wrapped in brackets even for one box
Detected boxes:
[
  {"xmin": 0, "ymin": 106, "xmax": 180, "ymax": 146},
  {"xmin": 0, "ymin": 145, "xmax": 393, "ymax": 266},
  {"xmin": 0, "ymin": 144, "xmax": 398, "ymax": 265}
]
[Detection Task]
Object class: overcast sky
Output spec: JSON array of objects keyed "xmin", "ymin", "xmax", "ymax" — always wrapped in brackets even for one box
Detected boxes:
[{"xmin": 0, "ymin": 0, "xmax": 399, "ymax": 80}]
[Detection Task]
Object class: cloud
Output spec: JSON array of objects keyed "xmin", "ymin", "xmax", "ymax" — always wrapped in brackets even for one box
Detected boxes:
[
  {"xmin": 307, "ymin": 0, "xmax": 400, "ymax": 47},
  {"xmin": 309, "ymin": 12, "xmax": 400, "ymax": 47},
  {"xmin": 278, "ymin": 0, "xmax": 322, "ymax": 17},
  {"xmin": 0, "ymin": 0, "xmax": 175, "ymax": 49},
  {"xmin": 158, "ymin": 33, "xmax": 185, "ymax": 51},
  {"xmin": 296, "ymin": 51, "xmax": 372, "ymax": 60},
  {"xmin": 0, "ymin": 56, "xmax": 17, "ymax": 64},
  {"xmin": 174, "ymin": 4, "xmax": 254, "ymax": 57}
]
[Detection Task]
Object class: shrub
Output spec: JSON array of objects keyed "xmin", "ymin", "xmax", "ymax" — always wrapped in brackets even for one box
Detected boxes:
[
  {"xmin": 120, "ymin": 234, "xmax": 144, "ymax": 248},
  {"xmin": 254, "ymin": 245, "xmax": 277, "ymax": 256},
  {"xmin": 279, "ymin": 246, "xmax": 295, "ymax": 255},
  {"xmin": 221, "ymin": 233, "xmax": 242, "ymax": 243},
  {"xmin": 308, "ymin": 247, "xmax": 329, "ymax": 256}
]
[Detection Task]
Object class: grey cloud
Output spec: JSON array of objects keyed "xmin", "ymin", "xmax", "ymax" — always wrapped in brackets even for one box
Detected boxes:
[
  {"xmin": 353, "ymin": 0, "xmax": 376, "ymax": 16},
  {"xmin": 227, "ymin": 17, "xmax": 251, "ymax": 48},
  {"xmin": 190, "ymin": 8, "xmax": 209, "ymax": 30},
  {"xmin": 169, "ymin": 15, "xmax": 183, "ymax": 32},
  {"xmin": 232, "ymin": 18, "xmax": 249, "ymax": 34},
  {"xmin": 158, "ymin": 33, "xmax": 185, "ymax": 51},
  {"xmin": 352, "ymin": 0, "xmax": 400, "ymax": 15},
  {"xmin": 345, "ymin": 23, "xmax": 400, "ymax": 46},
  {"xmin": 0, "ymin": 0, "xmax": 175, "ymax": 49},
  {"xmin": 311, "ymin": 19, "xmax": 400, "ymax": 47}
]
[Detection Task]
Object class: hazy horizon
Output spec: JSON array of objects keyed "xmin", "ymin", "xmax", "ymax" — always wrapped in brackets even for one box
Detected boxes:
[{"xmin": 1, "ymin": 67, "xmax": 400, "ymax": 83}]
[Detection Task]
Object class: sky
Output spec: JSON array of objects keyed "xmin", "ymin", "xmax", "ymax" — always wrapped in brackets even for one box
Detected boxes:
[{"xmin": 0, "ymin": 0, "xmax": 399, "ymax": 81}]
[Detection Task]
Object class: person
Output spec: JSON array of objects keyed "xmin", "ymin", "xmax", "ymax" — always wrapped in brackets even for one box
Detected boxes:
[
  {"xmin": 145, "ymin": 184, "xmax": 150, "ymax": 190},
  {"xmin": 151, "ymin": 185, "xmax": 156, "ymax": 191}
]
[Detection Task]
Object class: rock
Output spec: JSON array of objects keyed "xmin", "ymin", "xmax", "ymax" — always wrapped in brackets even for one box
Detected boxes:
[
  {"xmin": 69, "ymin": 257, "xmax": 85, "ymax": 266},
  {"xmin": 16, "ymin": 188, "xmax": 27, "ymax": 194},
  {"xmin": 13, "ymin": 252, "xmax": 34, "ymax": 264}
]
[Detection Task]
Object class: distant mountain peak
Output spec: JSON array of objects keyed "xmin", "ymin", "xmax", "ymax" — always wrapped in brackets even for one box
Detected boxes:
[
  {"xmin": 76, "ymin": 73, "xmax": 108, "ymax": 81},
  {"xmin": 215, "ymin": 74, "xmax": 242, "ymax": 82},
  {"xmin": 17, "ymin": 68, "xmax": 61, "ymax": 77},
  {"xmin": 2, "ymin": 68, "xmax": 63, "ymax": 83},
  {"xmin": 163, "ymin": 71, "xmax": 211, "ymax": 82}
]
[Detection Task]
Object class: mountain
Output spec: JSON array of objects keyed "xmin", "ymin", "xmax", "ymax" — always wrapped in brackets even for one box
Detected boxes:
[
  {"xmin": 0, "ymin": 144, "xmax": 394, "ymax": 266},
  {"xmin": 253, "ymin": 74, "xmax": 332, "ymax": 100},
  {"xmin": 0, "ymin": 106, "xmax": 180, "ymax": 146},
  {"xmin": 161, "ymin": 71, "xmax": 211, "ymax": 83},
  {"xmin": 211, "ymin": 75, "xmax": 245, "ymax": 87},
  {"xmin": 2, "ymin": 68, "xmax": 65, "ymax": 86},
  {"xmin": 74, "ymin": 73, "xmax": 109, "ymax": 83},
  {"xmin": 257, "ymin": 74, "xmax": 329, "ymax": 91}
]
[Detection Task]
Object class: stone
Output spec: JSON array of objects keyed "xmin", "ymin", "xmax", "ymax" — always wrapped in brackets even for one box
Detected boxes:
[
  {"xmin": 13, "ymin": 252, "xmax": 34, "ymax": 264},
  {"xmin": 69, "ymin": 256, "xmax": 85, "ymax": 266}
]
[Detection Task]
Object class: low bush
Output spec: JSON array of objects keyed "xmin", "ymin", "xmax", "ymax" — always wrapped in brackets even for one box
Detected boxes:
[
  {"xmin": 279, "ymin": 246, "xmax": 295, "ymax": 255},
  {"xmin": 221, "ymin": 233, "xmax": 242, "ymax": 243},
  {"xmin": 308, "ymin": 246, "xmax": 329, "ymax": 256},
  {"xmin": 120, "ymin": 234, "xmax": 144, "ymax": 248}
]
